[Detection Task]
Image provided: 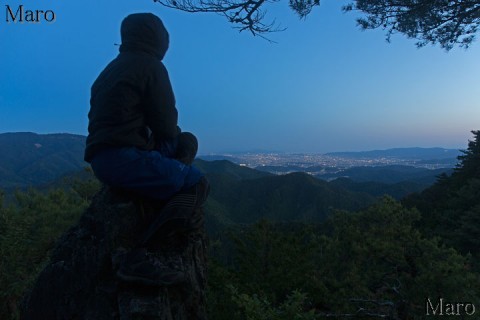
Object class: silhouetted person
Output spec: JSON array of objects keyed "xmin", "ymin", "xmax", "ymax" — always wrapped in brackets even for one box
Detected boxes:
[{"xmin": 84, "ymin": 13, "xmax": 209, "ymax": 286}]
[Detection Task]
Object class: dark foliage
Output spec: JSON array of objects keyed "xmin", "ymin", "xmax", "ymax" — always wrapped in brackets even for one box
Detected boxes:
[
  {"xmin": 344, "ymin": 0, "xmax": 480, "ymax": 50},
  {"xmin": 404, "ymin": 130, "xmax": 480, "ymax": 261},
  {"xmin": 208, "ymin": 199, "xmax": 479, "ymax": 319}
]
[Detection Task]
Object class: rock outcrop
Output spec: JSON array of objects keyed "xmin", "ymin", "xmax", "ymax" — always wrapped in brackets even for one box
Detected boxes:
[{"xmin": 21, "ymin": 187, "xmax": 207, "ymax": 320}]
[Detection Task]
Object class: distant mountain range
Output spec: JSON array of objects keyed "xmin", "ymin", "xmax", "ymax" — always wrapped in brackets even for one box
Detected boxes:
[
  {"xmin": 0, "ymin": 132, "xmax": 458, "ymax": 226},
  {"xmin": 0, "ymin": 133, "xmax": 454, "ymax": 191},
  {"xmin": 200, "ymin": 147, "xmax": 461, "ymax": 176},
  {"xmin": 326, "ymin": 147, "xmax": 461, "ymax": 160},
  {"xmin": 202, "ymin": 147, "xmax": 462, "ymax": 159}
]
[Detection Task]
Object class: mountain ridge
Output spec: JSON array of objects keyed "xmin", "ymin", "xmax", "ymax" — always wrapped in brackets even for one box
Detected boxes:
[
  {"xmin": 0, "ymin": 132, "xmax": 87, "ymax": 187},
  {"xmin": 0, "ymin": 132, "xmax": 456, "ymax": 229},
  {"xmin": 326, "ymin": 147, "xmax": 461, "ymax": 159},
  {"xmin": 0, "ymin": 132, "xmax": 455, "ymax": 192}
]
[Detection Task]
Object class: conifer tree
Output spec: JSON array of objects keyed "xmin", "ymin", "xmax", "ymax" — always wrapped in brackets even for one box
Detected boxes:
[
  {"xmin": 454, "ymin": 130, "xmax": 480, "ymax": 184},
  {"xmin": 405, "ymin": 130, "xmax": 480, "ymax": 262}
]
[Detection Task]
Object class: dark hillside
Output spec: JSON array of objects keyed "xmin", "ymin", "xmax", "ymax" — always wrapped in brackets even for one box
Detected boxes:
[
  {"xmin": 206, "ymin": 171, "xmax": 375, "ymax": 223},
  {"xmin": 0, "ymin": 132, "xmax": 86, "ymax": 187},
  {"xmin": 327, "ymin": 147, "xmax": 461, "ymax": 160},
  {"xmin": 318, "ymin": 165, "xmax": 452, "ymax": 184},
  {"xmin": 329, "ymin": 177, "xmax": 426, "ymax": 199}
]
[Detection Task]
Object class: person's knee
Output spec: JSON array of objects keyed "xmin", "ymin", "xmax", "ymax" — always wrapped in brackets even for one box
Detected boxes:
[{"xmin": 176, "ymin": 132, "xmax": 198, "ymax": 165}]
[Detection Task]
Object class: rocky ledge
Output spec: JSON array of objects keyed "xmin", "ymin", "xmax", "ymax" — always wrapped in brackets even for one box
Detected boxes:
[{"xmin": 21, "ymin": 187, "xmax": 207, "ymax": 320}]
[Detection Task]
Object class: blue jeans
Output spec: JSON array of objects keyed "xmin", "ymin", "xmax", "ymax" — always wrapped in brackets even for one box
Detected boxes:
[{"xmin": 90, "ymin": 134, "xmax": 203, "ymax": 200}]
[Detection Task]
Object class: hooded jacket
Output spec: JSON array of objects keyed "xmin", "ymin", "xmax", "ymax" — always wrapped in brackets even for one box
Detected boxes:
[{"xmin": 85, "ymin": 13, "xmax": 178, "ymax": 162}]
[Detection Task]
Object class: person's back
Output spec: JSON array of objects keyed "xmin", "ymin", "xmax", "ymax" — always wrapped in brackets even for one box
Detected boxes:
[
  {"xmin": 86, "ymin": 12, "xmax": 203, "ymax": 200},
  {"xmin": 84, "ymin": 13, "xmax": 209, "ymax": 287},
  {"xmin": 86, "ymin": 53, "xmax": 159, "ymax": 159},
  {"xmin": 85, "ymin": 13, "xmax": 177, "ymax": 164}
]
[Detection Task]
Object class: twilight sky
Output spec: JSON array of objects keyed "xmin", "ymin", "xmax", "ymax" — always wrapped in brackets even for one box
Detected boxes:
[{"xmin": 1, "ymin": 0, "xmax": 479, "ymax": 154}]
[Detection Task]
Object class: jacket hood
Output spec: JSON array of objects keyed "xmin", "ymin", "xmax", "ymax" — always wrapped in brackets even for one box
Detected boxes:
[{"xmin": 119, "ymin": 13, "xmax": 169, "ymax": 60}]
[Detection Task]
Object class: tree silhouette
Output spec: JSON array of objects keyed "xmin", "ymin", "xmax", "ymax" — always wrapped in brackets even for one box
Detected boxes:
[
  {"xmin": 155, "ymin": 0, "xmax": 480, "ymax": 49},
  {"xmin": 404, "ymin": 130, "xmax": 480, "ymax": 261},
  {"xmin": 345, "ymin": 0, "xmax": 480, "ymax": 50}
]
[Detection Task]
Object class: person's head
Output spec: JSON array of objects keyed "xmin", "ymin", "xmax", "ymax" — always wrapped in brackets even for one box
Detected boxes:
[{"xmin": 119, "ymin": 13, "xmax": 169, "ymax": 60}]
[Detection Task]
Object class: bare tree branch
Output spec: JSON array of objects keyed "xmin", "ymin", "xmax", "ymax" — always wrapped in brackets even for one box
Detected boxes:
[
  {"xmin": 153, "ymin": 0, "xmax": 480, "ymax": 49},
  {"xmin": 153, "ymin": 0, "xmax": 307, "ymax": 36},
  {"xmin": 155, "ymin": 0, "xmax": 277, "ymax": 34}
]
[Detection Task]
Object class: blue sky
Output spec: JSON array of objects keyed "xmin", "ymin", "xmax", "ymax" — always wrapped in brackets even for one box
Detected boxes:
[{"xmin": 1, "ymin": 0, "xmax": 479, "ymax": 153}]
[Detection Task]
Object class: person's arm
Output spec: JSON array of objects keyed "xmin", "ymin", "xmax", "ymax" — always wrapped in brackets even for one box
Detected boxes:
[{"xmin": 144, "ymin": 62, "xmax": 180, "ymax": 141}]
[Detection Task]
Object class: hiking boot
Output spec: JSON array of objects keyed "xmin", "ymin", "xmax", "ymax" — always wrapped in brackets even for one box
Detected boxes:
[
  {"xmin": 116, "ymin": 249, "xmax": 186, "ymax": 286},
  {"xmin": 139, "ymin": 182, "xmax": 209, "ymax": 245},
  {"xmin": 193, "ymin": 176, "xmax": 210, "ymax": 208}
]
